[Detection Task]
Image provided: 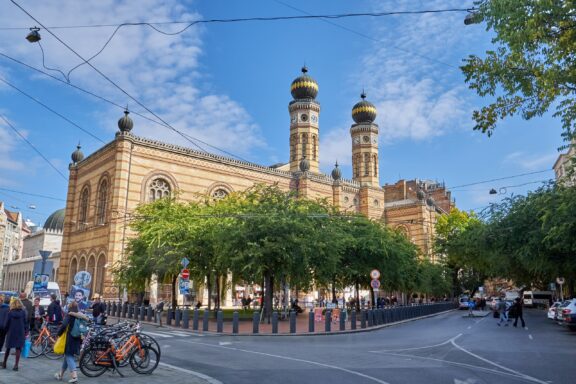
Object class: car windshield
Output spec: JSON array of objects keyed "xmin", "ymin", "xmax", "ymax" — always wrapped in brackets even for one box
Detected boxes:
[{"xmin": 32, "ymin": 289, "xmax": 59, "ymax": 299}]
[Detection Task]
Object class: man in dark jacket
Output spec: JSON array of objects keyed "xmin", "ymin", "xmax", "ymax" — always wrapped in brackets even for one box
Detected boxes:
[
  {"xmin": 0, "ymin": 296, "xmax": 10, "ymax": 352},
  {"xmin": 19, "ymin": 291, "xmax": 33, "ymax": 331},
  {"xmin": 513, "ymin": 297, "xmax": 526, "ymax": 328},
  {"xmin": 90, "ymin": 294, "xmax": 106, "ymax": 324},
  {"xmin": 47, "ymin": 294, "xmax": 63, "ymax": 325}
]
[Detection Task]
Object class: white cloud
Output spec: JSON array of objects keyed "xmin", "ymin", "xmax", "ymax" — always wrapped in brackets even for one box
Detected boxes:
[
  {"xmin": 504, "ymin": 151, "xmax": 558, "ymax": 170},
  {"xmin": 344, "ymin": 0, "xmax": 473, "ymax": 143},
  {"xmin": 0, "ymin": 0, "xmax": 263, "ymax": 160},
  {"xmin": 0, "ymin": 116, "xmax": 25, "ymax": 172},
  {"xmin": 320, "ymin": 126, "xmax": 351, "ymax": 168}
]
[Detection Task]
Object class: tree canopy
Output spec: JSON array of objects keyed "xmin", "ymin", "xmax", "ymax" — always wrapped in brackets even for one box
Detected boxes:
[{"xmin": 461, "ymin": 0, "xmax": 576, "ymax": 143}]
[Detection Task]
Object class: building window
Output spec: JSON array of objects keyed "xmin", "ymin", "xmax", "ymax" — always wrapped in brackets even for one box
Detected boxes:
[
  {"xmin": 96, "ymin": 178, "xmax": 108, "ymax": 225},
  {"xmin": 373, "ymin": 155, "xmax": 378, "ymax": 177},
  {"xmin": 78, "ymin": 187, "xmax": 89, "ymax": 229},
  {"xmin": 212, "ymin": 188, "xmax": 229, "ymax": 200},
  {"xmin": 312, "ymin": 135, "xmax": 317, "ymax": 160},
  {"xmin": 148, "ymin": 178, "xmax": 171, "ymax": 202}
]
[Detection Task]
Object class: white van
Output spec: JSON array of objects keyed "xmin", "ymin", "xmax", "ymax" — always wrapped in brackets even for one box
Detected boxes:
[{"xmin": 25, "ymin": 281, "xmax": 62, "ymax": 309}]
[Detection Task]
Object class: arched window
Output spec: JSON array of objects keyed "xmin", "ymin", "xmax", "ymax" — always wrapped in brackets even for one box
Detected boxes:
[
  {"xmin": 96, "ymin": 178, "xmax": 108, "ymax": 225},
  {"xmin": 78, "ymin": 187, "xmax": 89, "ymax": 229},
  {"xmin": 78, "ymin": 256, "xmax": 86, "ymax": 273},
  {"xmin": 373, "ymin": 155, "xmax": 378, "ymax": 177},
  {"xmin": 95, "ymin": 254, "xmax": 106, "ymax": 295},
  {"xmin": 69, "ymin": 258, "xmax": 78, "ymax": 284},
  {"xmin": 212, "ymin": 188, "xmax": 229, "ymax": 200},
  {"xmin": 364, "ymin": 153, "xmax": 370, "ymax": 176},
  {"xmin": 301, "ymin": 133, "xmax": 308, "ymax": 155},
  {"xmin": 87, "ymin": 255, "xmax": 96, "ymax": 293},
  {"xmin": 312, "ymin": 135, "xmax": 317, "ymax": 160},
  {"xmin": 148, "ymin": 178, "xmax": 171, "ymax": 202}
]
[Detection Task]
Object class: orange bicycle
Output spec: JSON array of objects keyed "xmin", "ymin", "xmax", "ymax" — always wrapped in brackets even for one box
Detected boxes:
[
  {"xmin": 29, "ymin": 317, "xmax": 63, "ymax": 360},
  {"xmin": 79, "ymin": 328, "xmax": 159, "ymax": 377}
]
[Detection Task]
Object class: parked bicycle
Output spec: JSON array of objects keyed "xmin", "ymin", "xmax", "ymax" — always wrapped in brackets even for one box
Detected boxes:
[{"xmin": 29, "ymin": 316, "xmax": 63, "ymax": 360}]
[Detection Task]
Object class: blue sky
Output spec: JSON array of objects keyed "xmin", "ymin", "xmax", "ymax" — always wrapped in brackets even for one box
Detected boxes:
[{"xmin": 0, "ymin": 0, "xmax": 562, "ymax": 227}]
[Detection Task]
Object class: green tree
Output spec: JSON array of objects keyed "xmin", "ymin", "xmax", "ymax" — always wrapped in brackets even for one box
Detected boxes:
[{"xmin": 461, "ymin": 0, "xmax": 576, "ymax": 142}]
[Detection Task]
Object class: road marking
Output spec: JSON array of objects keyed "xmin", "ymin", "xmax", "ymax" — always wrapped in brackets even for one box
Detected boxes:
[
  {"xmin": 370, "ymin": 333, "xmax": 462, "ymax": 353},
  {"xmin": 467, "ymin": 326, "xmax": 472, "ymax": 329},
  {"xmin": 182, "ymin": 339, "xmax": 391, "ymax": 384},
  {"xmin": 450, "ymin": 339, "xmax": 548, "ymax": 384},
  {"xmin": 528, "ymin": 334, "xmax": 533, "ymax": 340},
  {"xmin": 219, "ymin": 341, "xmax": 232, "ymax": 345},
  {"xmin": 159, "ymin": 362, "xmax": 223, "ymax": 384},
  {"xmin": 167, "ymin": 330, "xmax": 196, "ymax": 336},
  {"xmin": 142, "ymin": 331, "xmax": 173, "ymax": 338}
]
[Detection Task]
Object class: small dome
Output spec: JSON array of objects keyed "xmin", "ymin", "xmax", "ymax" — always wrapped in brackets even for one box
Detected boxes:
[
  {"xmin": 291, "ymin": 66, "xmax": 318, "ymax": 100},
  {"xmin": 331, "ymin": 161, "xmax": 341, "ymax": 180},
  {"xmin": 416, "ymin": 189, "xmax": 425, "ymax": 200},
  {"xmin": 352, "ymin": 92, "xmax": 377, "ymax": 124},
  {"xmin": 426, "ymin": 197, "xmax": 435, "ymax": 206},
  {"xmin": 43, "ymin": 209, "xmax": 65, "ymax": 232},
  {"xmin": 299, "ymin": 156, "xmax": 310, "ymax": 172},
  {"xmin": 118, "ymin": 109, "xmax": 133, "ymax": 132},
  {"xmin": 71, "ymin": 144, "xmax": 84, "ymax": 163}
]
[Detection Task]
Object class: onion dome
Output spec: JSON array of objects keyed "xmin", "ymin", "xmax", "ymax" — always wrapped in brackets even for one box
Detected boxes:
[
  {"xmin": 426, "ymin": 196, "xmax": 435, "ymax": 206},
  {"xmin": 352, "ymin": 92, "xmax": 377, "ymax": 124},
  {"xmin": 291, "ymin": 66, "xmax": 318, "ymax": 100},
  {"xmin": 299, "ymin": 155, "xmax": 310, "ymax": 172},
  {"xmin": 44, "ymin": 208, "xmax": 65, "ymax": 233},
  {"xmin": 331, "ymin": 161, "xmax": 342, "ymax": 180},
  {"xmin": 416, "ymin": 189, "xmax": 425, "ymax": 200},
  {"xmin": 71, "ymin": 144, "xmax": 84, "ymax": 163},
  {"xmin": 118, "ymin": 109, "xmax": 133, "ymax": 132}
]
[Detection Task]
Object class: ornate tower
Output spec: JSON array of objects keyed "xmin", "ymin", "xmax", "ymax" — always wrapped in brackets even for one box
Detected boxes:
[
  {"xmin": 351, "ymin": 92, "xmax": 379, "ymax": 186},
  {"xmin": 289, "ymin": 67, "xmax": 320, "ymax": 173}
]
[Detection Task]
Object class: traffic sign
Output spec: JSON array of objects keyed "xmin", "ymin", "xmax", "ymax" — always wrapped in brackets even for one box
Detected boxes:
[
  {"xmin": 181, "ymin": 257, "xmax": 190, "ymax": 268},
  {"xmin": 370, "ymin": 269, "xmax": 380, "ymax": 279},
  {"xmin": 181, "ymin": 269, "xmax": 190, "ymax": 280},
  {"xmin": 556, "ymin": 277, "xmax": 565, "ymax": 285},
  {"xmin": 370, "ymin": 279, "xmax": 380, "ymax": 289}
]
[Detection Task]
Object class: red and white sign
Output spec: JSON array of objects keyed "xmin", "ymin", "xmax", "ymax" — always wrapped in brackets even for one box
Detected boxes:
[
  {"xmin": 370, "ymin": 279, "xmax": 380, "ymax": 289},
  {"xmin": 370, "ymin": 269, "xmax": 380, "ymax": 279},
  {"xmin": 181, "ymin": 269, "xmax": 190, "ymax": 280}
]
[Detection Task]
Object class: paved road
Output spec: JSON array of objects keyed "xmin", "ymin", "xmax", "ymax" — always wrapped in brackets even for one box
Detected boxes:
[
  {"xmin": 149, "ymin": 308, "xmax": 574, "ymax": 384},
  {"xmin": 1, "ymin": 309, "xmax": 573, "ymax": 384}
]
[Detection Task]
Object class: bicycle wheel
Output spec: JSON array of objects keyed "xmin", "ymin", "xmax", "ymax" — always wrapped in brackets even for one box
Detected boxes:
[
  {"xmin": 44, "ymin": 337, "xmax": 64, "ymax": 360},
  {"xmin": 79, "ymin": 347, "xmax": 109, "ymax": 378},
  {"xmin": 129, "ymin": 345, "xmax": 160, "ymax": 374},
  {"xmin": 138, "ymin": 333, "xmax": 161, "ymax": 358},
  {"xmin": 28, "ymin": 333, "xmax": 47, "ymax": 358}
]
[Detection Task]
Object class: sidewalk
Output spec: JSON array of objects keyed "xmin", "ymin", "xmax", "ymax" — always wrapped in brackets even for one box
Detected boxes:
[{"xmin": 0, "ymin": 353, "xmax": 209, "ymax": 384}]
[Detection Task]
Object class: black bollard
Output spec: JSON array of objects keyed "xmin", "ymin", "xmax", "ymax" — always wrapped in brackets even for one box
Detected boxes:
[
  {"xmin": 308, "ymin": 310, "xmax": 315, "ymax": 333},
  {"xmin": 107, "ymin": 302, "xmax": 111, "ymax": 316},
  {"xmin": 340, "ymin": 310, "xmax": 346, "ymax": 331},
  {"xmin": 351, "ymin": 310, "xmax": 357, "ymax": 330},
  {"xmin": 361, "ymin": 309, "xmax": 366, "ymax": 329},
  {"xmin": 202, "ymin": 310, "xmax": 209, "ymax": 332},
  {"xmin": 140, "ymin": 306, "xmax": 146, "ymax": 321},
  {"xmin": 272, "ymin": 311, "xmax": 278, "ymax": 334},
  {"xmin": 134, "ymin": 304, "xmax": 140, "ymax": 320},
  {"xmin": 126, "ymin": 304, "xmax": 132, "ymax": 319},
  {"xmin": 182, "ymin": 307, "xmax": 190, "ymax": 329},
  {"xmin": 166, "ymin": 309, "xmax": 172, "ymax": 326},
  {"xmin": 175, "ymin": 308, "xmax": 181, "ymax": 327},
  {"xmin": 111, "ymin": 302, "xmax": 116, "ymax": 316},
  {"xmin": 325, "ymin": 310, "xmax": 332, "ymax": 332},
  {"xmin": 252, "ymin": 311, "xmax": 259, "ymax": 334},
  {"xmin": 217, "ymin": 310, "xmax": 223, "ymax": 333},
  {"xmin": 290, "ymin": 310, "xmax": 296, "ymax": 334},
  {"xmin": 193, "ymin": 308, "xmax": 199, "ymax": 331},
  {"xmin": 232, "ymin": 311, "xmax": 239, "ymax": 334},
  {"xmin": 147, "ymin": 306, "xmax": 153, "ymax": 322},
  {"xmin": 367, "ymin": 310, "xmax": 373, "ymax": 327}
]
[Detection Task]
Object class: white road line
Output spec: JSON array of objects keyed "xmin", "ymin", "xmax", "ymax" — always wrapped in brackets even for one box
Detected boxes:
[
  {"xmin": 141, "ymin": 331, "xmax": 173, "ymax": 338},
  {"xmin": 370, "ymin": 333, "xmax": 462, "ymax": 353},
  {"xmin": 159, "ymin": 362, "xmax": 223, "ymax": 384},
  {"xmin": 182, "ymin": 339, "xmax": 391, "ymax": 384},
  {"xmin": 167, "ymin": 330, "xmax": 196, "ymax": 336},
  {"xmin": 451, "ymin": 339, "xmax": 548, "ymax": 384}
]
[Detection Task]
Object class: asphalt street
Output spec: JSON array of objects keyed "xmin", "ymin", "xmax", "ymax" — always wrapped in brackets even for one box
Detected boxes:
[{"xmin": 149, "ymin": 308, "xmax": 574, "ymax": 384}]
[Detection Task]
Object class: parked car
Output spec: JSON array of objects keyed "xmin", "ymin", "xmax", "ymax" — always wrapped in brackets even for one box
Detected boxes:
[
  {"xmin": 458, "ymin": 297, "xmax": 470, "ymax": 310},
  {"xmin": 555, "ymin": 300, "xmax": 572, "ymax": 323},
  {"xmin": 548, "ymin": 301, "xmax": 563, "ymax": 320},
  {"xmin": 559, "ymin": 299, "xmax": 576, "ymax": 330}
]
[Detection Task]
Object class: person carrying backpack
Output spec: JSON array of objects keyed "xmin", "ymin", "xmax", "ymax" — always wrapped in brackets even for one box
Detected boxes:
[
  {"xmin": 54, "ymin": 301, "xmax": 89, "ymax": 383},
  {"xmin": 47, "ymin": 294, "xmax": 63, "ymax": 325}
]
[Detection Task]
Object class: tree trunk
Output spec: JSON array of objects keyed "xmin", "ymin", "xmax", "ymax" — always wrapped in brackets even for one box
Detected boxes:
[
  {"xmin": 264, "ymin": 271, "xmax": 273, "ymax": 324},
  {"xmin": 171, "ymin": 274, "xmax": 177, "ymax": 310},
  {"xmin": 206, "ymin": 273, "xmax": 212, "ymax": 311},
  {"xmin": 331, "ymin": 276, "xmax": 337, "ymax": 305},
  {"xmin": 355, "ymin": 279, "xmax": 360, "ymax": 311},
  {"xmin": 215, "ymin": 273, "xmax": 220, "ymax": 310}
]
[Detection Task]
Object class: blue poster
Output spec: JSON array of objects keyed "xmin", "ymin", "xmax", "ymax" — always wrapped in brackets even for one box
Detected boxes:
[
  {"xmin": 179, "ymin": 277, "xmax": 189, "ymax": 295},
  {"xmin": 33, "ymin": 274, "xmax": 49, "ymax": 291}
]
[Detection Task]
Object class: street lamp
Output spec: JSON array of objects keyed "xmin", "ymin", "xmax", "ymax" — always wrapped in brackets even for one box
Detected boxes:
[{"xmin": 26, "ymin": 27, "xmax": 41, "ymax": 43}]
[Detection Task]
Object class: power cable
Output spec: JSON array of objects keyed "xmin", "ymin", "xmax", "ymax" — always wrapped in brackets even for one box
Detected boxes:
[
  {"xmin": 0, "ymin": 114, "xmax": 67, "ymax": 180},
  {"xmin": 0, "ymin": 187, "xmax": 66, "ymax": 201},
  {"xmin": 447, "ymin": 169, "xmax": 553, "ymax": 190}
]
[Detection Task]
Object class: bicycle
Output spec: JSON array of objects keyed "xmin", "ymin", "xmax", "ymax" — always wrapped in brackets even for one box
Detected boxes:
[{"xmin": 29, "ymin": 316, "xmax": 63, "ymax": 359}]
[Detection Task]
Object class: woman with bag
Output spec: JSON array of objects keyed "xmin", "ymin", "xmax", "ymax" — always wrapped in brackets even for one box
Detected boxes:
[
  {"xmin": 2, "ymin": 298, "xmax": 27, "ymax": 371},
  {"xmin": 54, "ymin": 301, "xmax": 89, "ymax": 383}
]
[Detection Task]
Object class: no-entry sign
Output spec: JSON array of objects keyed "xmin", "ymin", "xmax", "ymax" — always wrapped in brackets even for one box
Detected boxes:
[{"xmin": 181, "ymin": 269, "xmax": 190, "ymax": 280}]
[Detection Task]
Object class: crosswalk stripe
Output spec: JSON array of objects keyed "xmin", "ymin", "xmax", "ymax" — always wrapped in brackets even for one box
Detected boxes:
[
  {"xmin": 141, "ymin": 331, "xmax": 174, "ymax": 338},
  {"xmin": 167, "ymin": 330, "xmax": 194, "ymax": 336}
]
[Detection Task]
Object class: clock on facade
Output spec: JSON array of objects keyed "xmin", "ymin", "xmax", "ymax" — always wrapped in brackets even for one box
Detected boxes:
[
  {"xmin": 300, "ymin": 113, "xmax": 308, "ymax": 122},
  {"xmin": 353, "ymin": 136, "xmax": 360, "ymax": 144},
  {"xmin": 311, "ymin": 114, "xmax": 317, "ymax": 123},
  {"xmin": 291, "ymin": 115, "xmax": 297, "ymax": 123},
  {"xmin": 372, "ymin": 137, "xmax": 378, "ymax": 144},
  {"xmin": 363, "ymin": 135, "xmax": 370, "ymax": 143}
]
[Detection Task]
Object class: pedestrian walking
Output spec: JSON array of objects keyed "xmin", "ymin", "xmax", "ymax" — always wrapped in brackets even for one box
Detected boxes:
[
  {"xmin": 513, "ymin": 297, "xmax": 526, "ymax": 328},
  {"xmin": 497, "ymin": 297, "xmax": 509, "ymax": 326},
  {"xmin": 155, "ymin": 297, "xmax": 165, "ymax": 327},
  {"xmin": 19, "ymin": 291, "xmax": 33, "ymax": 332},
  {"xmin": 2, "ymin": 298, "xmax": 27, "ymax": 371},
  {"xmin": 47, "ymin": 294, "xmax": 63, "ymax": 325},
  {"xmin": 90, "ymin": 294, "xmax": 106, "ymax": 325},
  {"xmin": 54, "ymin": 300, "xmax": 89, "ymax": 383},
  {"xmin": 0, "ymin": 295, "xmax": 10, "ymax": 353}
]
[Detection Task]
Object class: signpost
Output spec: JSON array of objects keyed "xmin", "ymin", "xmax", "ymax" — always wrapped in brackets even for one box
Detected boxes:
[
  {"xmin": 370, "ymin": 269, "xmax": 380, "ymax": 280},
  {"xmin": 181, "ymin": 269, "xmax": 190, "ymax": 280},
  {"xmin": 557, "ymin": 277, "xmax": 565, "ymax": 301},
  {"xmin": 370, "ymin": 271, "xmax": 381, "ymax": 308}
]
